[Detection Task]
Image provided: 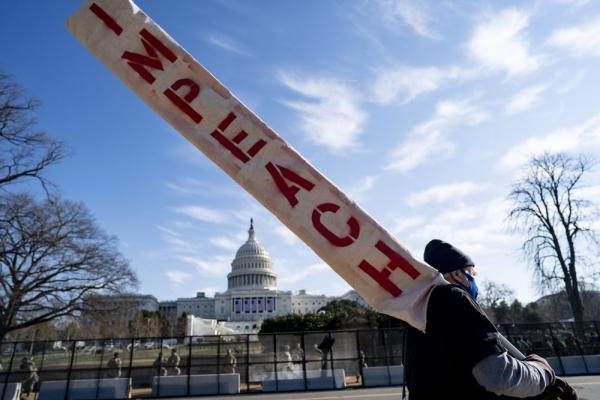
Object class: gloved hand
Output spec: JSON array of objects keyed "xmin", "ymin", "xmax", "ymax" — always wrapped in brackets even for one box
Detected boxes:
[
  {"xmin": 554, "ymin": 377, "xmax": 578, "ymax": 400},
  {"xmin": 522, "ymin": 354, "xmax": 559, "ymax": 400},
  {"xmin": 524, "ymin": 354, "xmax": 556, "ymax": 384},
  {"xmin": 525, "ymin": 377, "xmax": 578, "ymax": 400}
]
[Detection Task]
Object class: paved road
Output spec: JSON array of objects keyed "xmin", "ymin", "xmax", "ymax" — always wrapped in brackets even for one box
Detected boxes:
[{"xmin": 166, "ymin": 375, "xmax": 600, "ymax": 400}]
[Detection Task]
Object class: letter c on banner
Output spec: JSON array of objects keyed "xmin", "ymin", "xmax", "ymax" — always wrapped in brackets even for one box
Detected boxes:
[{"xmin": 312, "ymin": 202, "xmax": 360, "ymax": 247}]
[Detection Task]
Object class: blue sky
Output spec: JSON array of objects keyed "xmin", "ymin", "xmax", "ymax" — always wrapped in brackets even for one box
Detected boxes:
[{"xmin": 1, "ymin": 0, "xmax": 600, "ymax": 304}]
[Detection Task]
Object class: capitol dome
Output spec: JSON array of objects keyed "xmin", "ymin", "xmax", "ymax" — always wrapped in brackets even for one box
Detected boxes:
[{"xmin": 227, "ymin": 219, "xmax": 277, "ymax": 291}]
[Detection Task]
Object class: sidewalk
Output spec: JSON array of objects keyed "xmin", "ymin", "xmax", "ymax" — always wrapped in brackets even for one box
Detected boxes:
[{"xmin": 162, "ymin": 376, "xmax": 600, "ymax": 400}]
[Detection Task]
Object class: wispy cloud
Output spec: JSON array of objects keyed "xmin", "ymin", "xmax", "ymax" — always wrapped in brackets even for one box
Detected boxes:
[
  {"xmin": 547, "ymin": 17, "xmax": 600, "ymax": 58},
  {"xmin": 277, "ymin": 71, "xmax": 366, "ymax": 153},
  {"xmin": 406, "ymin": 181, "xmax": 483, "ymax": 207},
  {"xmin": 209, "ymin": 236, "xmax": 239, "ymax": 251},
  {"xmin": 409, "ymin": 198, "xmax": 515, "ymax": 255},
  {"xmin": 386, "ymin": 98, "xmax": 489, "ymax": 172},
  {"xmin": 370, "ymin": 66, "xmax": 475, "ymax": 105},
  {"xmin": 468, "ymin": 8, "xmax": 540, "ymax": 75},
  {"xmin": 346, "ymin": 175, "xmax": 379, "ymax": 202},
  {"xmin": 278, "ymin": 263, "xmax": 329, "ymax": 285},
  {"xmin": 392, "ymin": 215, "xmax": 426, "ymax": 235},
  {"xmin": 176, "ymin": 254, "xmax": 232, "ymax": 276},
  {"xmin": 158, "ymin": 225, "xmax": 203, "ymax": 253},
  {"xmin": 505, "ymin": 84, "xmax": 547, "ymax": 114},
  {"xmin": 499, "ymin": 113, "xmax": 600, "ymax": 170},
  {"xmin": 165, "ymin": 177, "xmax": 238, "ymax": 198},
  {"xmin": 174, "ymin": 206, "xmax": 228, "ymax": 223},
  {"xmin": 206, "ymin": 33, "xmax": 250, "ymax": 56},
  {"xmin": 166, "ymin": 270, "xmax": 193, "ymax": 285},
  {"xmin": 377, "ymin": 0, "xmax": 440, "ymax": 39},
  {"xmin": 274, "ymin": 225, "xmax": 300, "ymax": 245}
]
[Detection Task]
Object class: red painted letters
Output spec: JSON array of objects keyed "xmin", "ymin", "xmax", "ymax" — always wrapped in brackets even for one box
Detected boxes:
[
  {"xmin": 163, "ymin": 78, "xmax": 203, "ymax": 123},
  {"xmin": 312, "ymin": 203, "xmax": 360, "ymax": 247},
  {"xmin": 122, "ymin": 29, "xmax": 178, "ymax": 84},
  {"xmin": 265, "ymin": 162, "xmax": 315, "ymax": 207},
  {"xmin": 89, "ymin": 3, "xmax": 122, "ymax": 36},
  {"xmin": 211, "ymin": 112, "xmax": 267, "ymax": 163},
  {"xmin": 358, "ymin": 240, "xmax": 421, "ymax": 297}
]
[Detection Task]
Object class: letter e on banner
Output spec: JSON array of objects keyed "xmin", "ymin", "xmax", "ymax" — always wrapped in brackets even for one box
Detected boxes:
[
  {"xmin": 211, "ymin": 112, "xmax": 267, "ymax": 163},
  {"xmin": 359, "ymin": 240, "xmax": 421, "ymax": 297}
]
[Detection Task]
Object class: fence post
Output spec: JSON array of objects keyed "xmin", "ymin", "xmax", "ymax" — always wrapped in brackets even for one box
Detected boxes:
[
  {"xmin": 186, "ymin": 335, "xmax": 192, "ymax": 396},
  {"xmin": 94, "ymin": 340, "xmax": 106, "ymax": 400},
  {"xmin": 301, "ymin": 332, "xmax": 307, "ymax": 391},
  {"xmin": 217, "ymin": 336, "xmax": 221, "ymax": 396},
  {"xmin": 245, "ymin": 334, "xmax": 250, "ymax": 393},
  {"xmin": 355, "ymin": 330, "xmax": 364, "ymax": 388},
  {"xmin": 157, "ymin": 336, "xmax": 164, "ymax": 397},
  {"xmin": 327, "ymin": 331, "xmax": 337, "ymax": 389},
  {"xmin": 1, "ymin": 342, "xmax": 16, "ymax": 400},
  {"xmin": 127, "ymin": 338, "xmax": 134, "ymax": 382},
  {"xmin": 547, "ymin": 323, "xmax": 565, "ymax": 375},
  {"xmin": 63, "ymin": 339, "xmax": 77, "ymax": 400},
  {"xmin": 569, "ymin": 322, "xmax": 589, "ymax": 374},
  {"xmin": 273, "ymin": 334, "xmax": 278, "ymax": 392},
  {"xmin": 381, "ymin": 329, "xmax": 391, "ymax": 386}
]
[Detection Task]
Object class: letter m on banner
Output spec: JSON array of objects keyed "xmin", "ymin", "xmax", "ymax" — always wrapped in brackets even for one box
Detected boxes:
[{"xmin": 122, "ymin": 28, "xmax": 178, "ymax": 84}]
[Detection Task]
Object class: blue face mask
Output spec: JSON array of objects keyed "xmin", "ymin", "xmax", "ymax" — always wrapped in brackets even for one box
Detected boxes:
[{"xmin": 458, "ymin": 270, "xmax": 479, "ymax": 299}]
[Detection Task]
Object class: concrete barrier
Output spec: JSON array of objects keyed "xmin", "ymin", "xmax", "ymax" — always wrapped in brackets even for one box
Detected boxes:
[
  {"xmin": 262, "ymin": 369, "xmax": 346, "ymax": 392},
  {"xmin": 38, "ymin": 378, "xmax": 130, "ymax": 400},
  {"xmin": 362, "ymin": 365, "xmax": 404, "ymax": 387},
  {"xmin": 0, "ymin": 383, "xmax": 21, "ymax": 400},
  {"xmin": 151, "ymin": 374, "xmax": 240, "ymax": 397},
  {"xmin": 583, "ymin": 355, "xmax": 600, "ymax": 374},
  {"xmin": 547, "ymin": 355, "xmax": 599, "ymax": 375}
]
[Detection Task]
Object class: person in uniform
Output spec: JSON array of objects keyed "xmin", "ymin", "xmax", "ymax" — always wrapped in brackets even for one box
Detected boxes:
[
  {"xmin": 152, "ymin": 352, "xmax": 167, "ymax": 376},
  {"xmin": 20, "ymin": 357, "xmax": 39, "ymax": 398},
  {"xmin": 291, "ymin": 343, "xmax": 304, "ymax": 365},
  {"xmin": 106, "ymin": 352, "xmax": 122, "ymax": 378},
  {"xmin": 405, "ymin": 239, "xmax": 577, "ymax": 400},
  {"xmin": 314, "ymin": 335, "xmax": 335, "ymax": 370},
  {"xmin": 167, "ymin": 348, "xmax": 181, "ymax": 376},
  {"xmin": 225, "ymin": 348, "xmax": 237, "ymax": 373}
]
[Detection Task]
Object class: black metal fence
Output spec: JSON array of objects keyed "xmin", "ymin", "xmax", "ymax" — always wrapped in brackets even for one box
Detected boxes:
[{"xmin": 0, "ymin": 321, "xmax": 599, "ymax": 399}]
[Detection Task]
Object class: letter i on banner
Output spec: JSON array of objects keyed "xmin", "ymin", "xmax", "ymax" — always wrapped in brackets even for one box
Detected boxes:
[{"xmin": 67, "ymin": 0, "xmax": 446, "ymax": 332}]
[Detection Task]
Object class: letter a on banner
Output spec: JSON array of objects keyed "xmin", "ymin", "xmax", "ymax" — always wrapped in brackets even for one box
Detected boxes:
[{"xmin": 66, "ymin": 0, "xmax": 446, "ymax": 332}]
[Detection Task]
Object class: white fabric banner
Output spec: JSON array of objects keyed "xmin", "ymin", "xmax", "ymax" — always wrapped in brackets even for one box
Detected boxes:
[{"xmin": 66, "ymin": 0, "xmax": 446, "ymax": 331}]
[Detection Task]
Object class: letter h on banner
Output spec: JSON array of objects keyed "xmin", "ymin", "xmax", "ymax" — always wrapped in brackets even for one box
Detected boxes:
[{"xmin": 358, "ymin": 240, "xmax": 421, "ymax": 297}]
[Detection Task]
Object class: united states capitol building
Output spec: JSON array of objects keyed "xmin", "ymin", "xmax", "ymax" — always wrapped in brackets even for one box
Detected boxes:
[{"xmin": 93, "ymin": 220, "xmax": 365, "ymax": 334}]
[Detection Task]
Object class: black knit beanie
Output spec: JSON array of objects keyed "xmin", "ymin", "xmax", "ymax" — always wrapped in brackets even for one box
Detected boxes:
[{"xmin": 423, "ymin": 239, "xmax": 474, "ymax": 274}]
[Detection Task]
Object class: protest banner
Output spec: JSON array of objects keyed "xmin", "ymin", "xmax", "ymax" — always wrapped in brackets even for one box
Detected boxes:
[{"xmin": 66, "ymin": 0, "xmax": 446, "ymax": 331}]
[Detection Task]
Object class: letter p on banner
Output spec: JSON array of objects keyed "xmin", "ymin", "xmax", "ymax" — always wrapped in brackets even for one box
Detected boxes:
[{"xmin": 66, "ymin": 0, "xmax": 446, "ymax": 332}]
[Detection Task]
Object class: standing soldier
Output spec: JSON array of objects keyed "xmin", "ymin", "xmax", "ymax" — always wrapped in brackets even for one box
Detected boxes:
[
  {"xmin": 153, "ymin": 352, "xmax": 167, "ymax": 376},
  {"xmin": 291, "ymin": 343, "xmax": 304, "ymax": 365},
  {"xmin": 224, "ymin": 348, "xmax": 237, "ymax": 373},
  {"xmin": 20, "ymin": 357, "xmax": 39, "ymax": 398},
  {"xmin": 106, "ymin": 352, "xmax": 122, "ymax": 378},
  {"xmin": 167, "ymin": 348, "xmax": 181, "ymax": 376}
]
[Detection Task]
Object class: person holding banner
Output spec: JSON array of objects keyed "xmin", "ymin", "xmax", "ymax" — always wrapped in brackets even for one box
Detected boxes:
[{"xmin": 405, "ymin": 239, "xmax": 577, "ymax": 400}]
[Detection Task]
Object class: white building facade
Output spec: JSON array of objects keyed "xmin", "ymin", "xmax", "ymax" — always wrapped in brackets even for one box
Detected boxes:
[
  {"xmin": 214, "ymin": 220, "xmax": 292, "ymax": 322},
  {"xmin": 97, "ymin": 221, "xmax": 368, "ymax": 334}
]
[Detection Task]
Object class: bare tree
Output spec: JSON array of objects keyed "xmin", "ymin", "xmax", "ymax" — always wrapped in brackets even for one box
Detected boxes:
[
  {"xmin": 508, "ymin": 152, "xmax": 598, "ymax": 331},
  {"xmin": 0, "ymin": 193, "xmax": 138, "ymax": 343},
  {"xmin": 479, "ymin": 281, "xmax": 516, "ymax": 310},
  {"xmin": 0, "ymin": 71, "xmax": 65, "ymax": 193}
]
